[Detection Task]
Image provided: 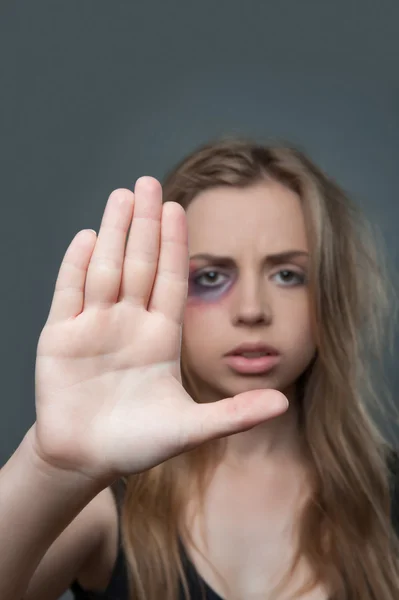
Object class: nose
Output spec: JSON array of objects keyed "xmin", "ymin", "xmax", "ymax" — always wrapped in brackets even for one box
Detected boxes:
[{"xmin": 231, "ymin": 273, "xmax": 272, "ymax": 327}]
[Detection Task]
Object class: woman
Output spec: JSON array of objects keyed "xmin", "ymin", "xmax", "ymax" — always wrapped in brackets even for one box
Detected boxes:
[{"xmin": 1, "ymin": 138, "xmax": 398, "ymax": 600}]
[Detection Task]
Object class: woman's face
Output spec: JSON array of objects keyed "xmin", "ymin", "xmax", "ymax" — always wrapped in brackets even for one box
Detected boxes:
[{"xmin": 182, "ymin": 179, "xmax": 316, "ymax": 402}]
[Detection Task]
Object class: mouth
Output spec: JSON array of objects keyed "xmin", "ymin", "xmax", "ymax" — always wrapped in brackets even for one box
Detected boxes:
[
  {"xmin": 223, "ymin": 343, "xmax": 280, "ymax": 374},
  {"xmin": 225, "ymin": 342, "xmax": 279, "ymax": 357}
]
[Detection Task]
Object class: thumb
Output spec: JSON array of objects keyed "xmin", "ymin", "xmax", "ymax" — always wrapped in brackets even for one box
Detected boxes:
[{"xmin": 185, "ymin": 389, "xmax": 289, "ymax": 447}]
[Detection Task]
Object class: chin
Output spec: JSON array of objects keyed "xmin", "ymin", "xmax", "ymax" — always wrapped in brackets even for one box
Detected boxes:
[{"xmin": 213, "ymin": 370, "xmax": 285, "ymax": 397}]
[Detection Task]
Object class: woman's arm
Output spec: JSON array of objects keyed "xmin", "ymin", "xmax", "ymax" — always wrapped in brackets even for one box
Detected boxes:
[{"xmin": 0, "ymin": 426, "xmax": 112, "ymax": 600}]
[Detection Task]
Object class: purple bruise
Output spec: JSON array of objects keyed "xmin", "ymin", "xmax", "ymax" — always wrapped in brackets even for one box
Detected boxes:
[{"xmin": 188, "ymin": 269, "xmax": 236, "ymax": 303}]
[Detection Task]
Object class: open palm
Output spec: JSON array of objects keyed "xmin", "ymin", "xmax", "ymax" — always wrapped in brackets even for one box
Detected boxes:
[{"xmin": 34, "ymin": 177, "xmax": 287, "ymax": 482}]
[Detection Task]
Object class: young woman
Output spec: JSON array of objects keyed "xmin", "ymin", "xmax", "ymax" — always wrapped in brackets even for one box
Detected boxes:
[{"xmin": 1, "ymin": 138, "xmax": 398, "ymax": 600}]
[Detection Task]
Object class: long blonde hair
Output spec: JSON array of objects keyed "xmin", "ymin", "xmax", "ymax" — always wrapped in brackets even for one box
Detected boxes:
[{"xmin": 121, "ymin": 137, "xmax": 399, "ymax": 599}]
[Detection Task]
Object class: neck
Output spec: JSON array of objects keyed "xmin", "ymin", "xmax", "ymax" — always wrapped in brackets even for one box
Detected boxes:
[
  {"xmin": 223, "ymin": 389, "xmax": 303, "ymax": 468},
  {"xmin": 225, "ymin": 404, "xmax": 300, "ymax": 463},
  {"xmin": 198, "ymin": 381, "xmax": 305, "ymax": 470}
]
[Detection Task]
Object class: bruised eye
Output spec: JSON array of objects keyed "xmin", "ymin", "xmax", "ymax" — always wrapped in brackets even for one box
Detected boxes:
[
  {"xmin": 194, "ymin": 269, "xmax": 229, "ymax": 287},
  {"xmin": 273, "ymin": 269, "xmax": 306, "ymax": 286}
]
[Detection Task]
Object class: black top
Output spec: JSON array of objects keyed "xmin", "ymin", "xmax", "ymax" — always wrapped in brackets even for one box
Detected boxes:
[
  {"xmin": 70, "ymin": 478, "xmax": 222, "ymax": 600},
  {"xmin": 70, "ymin": 451, "xmax": 399, "ymax": 600}
]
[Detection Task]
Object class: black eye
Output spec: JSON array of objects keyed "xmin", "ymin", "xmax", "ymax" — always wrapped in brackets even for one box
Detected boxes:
[{"xmin": 195, "ymin": 270, "xmax": 226, "ymax": 287}]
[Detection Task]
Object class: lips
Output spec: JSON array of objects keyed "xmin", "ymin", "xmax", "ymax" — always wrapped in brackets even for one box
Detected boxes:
[
  {"xmin": 223, "ymin": 342, "xmax": 280, "ymax": 375},
  {"xmin": 225, "ymin": 342, "xmax": 279, "ymax": 357}
]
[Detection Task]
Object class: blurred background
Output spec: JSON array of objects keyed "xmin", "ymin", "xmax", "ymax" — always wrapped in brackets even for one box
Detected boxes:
[{"xmin": 0, "ymin": 1, "xmax": 398, "ymax": 598}]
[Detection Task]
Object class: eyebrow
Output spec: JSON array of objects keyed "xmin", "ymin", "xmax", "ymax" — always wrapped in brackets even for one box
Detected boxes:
[{"xmin": 189, "ymin": 250, "xmax": 309, "ymax": 267}]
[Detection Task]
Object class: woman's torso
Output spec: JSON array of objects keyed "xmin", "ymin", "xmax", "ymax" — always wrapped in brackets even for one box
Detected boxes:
[
  {"xmin": 179, "ymin": 457, "xmax": 329, "ymax": 600},
  {"xmin": 71, "ymin": 451, "xmax": 399, "ymax": 600}
]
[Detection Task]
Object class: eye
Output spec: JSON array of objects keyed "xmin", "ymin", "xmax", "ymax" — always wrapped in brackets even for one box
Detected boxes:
[
  {"xmin": 194, "ymin": 269, "xmax": 228, "ymax": 287},
  {"xmin": 273, "ymin": 269, "xmax": 306, "ymax": 286}
]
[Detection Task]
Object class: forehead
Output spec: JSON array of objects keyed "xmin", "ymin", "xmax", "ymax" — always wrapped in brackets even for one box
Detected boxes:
[{"xmin": 185, "ymin": 180, "xmax": 308, "ymax": 255}]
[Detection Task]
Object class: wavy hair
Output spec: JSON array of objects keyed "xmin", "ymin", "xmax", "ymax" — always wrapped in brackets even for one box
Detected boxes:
[{"xmin": 121, "ymin": 137, "xmax": 399, "ymax": 599}]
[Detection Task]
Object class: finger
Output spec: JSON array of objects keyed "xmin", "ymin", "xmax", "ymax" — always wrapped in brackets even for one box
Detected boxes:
[
  {"xmin": 84, "ymin": 189, "xmax": 134, "ymax": 308},
  {"xmin": 120, "ymin": 177, "xmax": 163, "ymax": 307},
  {"xmin": 185, "ymin": 390, "xmax": 289, "ymax": 447},
  {"xmin": 46, "ymin": 229, "xmax": 97, "ymax": 325},
  {"xmin": 148, "ymin": 201, "xmax": 189, "ymax": 324}
]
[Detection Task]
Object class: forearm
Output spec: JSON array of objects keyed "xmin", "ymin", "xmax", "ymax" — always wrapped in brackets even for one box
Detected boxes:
[{"xmin": 0, "ymin": 425, "xmax": 106, "ymax": 600}]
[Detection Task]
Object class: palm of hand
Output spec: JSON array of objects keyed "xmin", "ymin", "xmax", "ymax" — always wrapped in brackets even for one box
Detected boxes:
[{"xmin": 33, "ymin": 178, "xmax": 287, "ymax": 481}]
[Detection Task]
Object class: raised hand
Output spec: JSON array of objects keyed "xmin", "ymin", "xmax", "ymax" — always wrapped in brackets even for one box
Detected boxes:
[{"xmin": 33, "ymin": 177, "xmax": 288, "ymax": 483}]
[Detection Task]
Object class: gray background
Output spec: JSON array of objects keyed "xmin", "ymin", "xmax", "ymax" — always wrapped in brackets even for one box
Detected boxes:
[{"xmin": 0, "ymin": 2, "xmax": 398, "ymax": 599}]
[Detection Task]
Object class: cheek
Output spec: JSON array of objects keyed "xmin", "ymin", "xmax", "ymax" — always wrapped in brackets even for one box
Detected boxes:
[
  {"xmin": 289, "ymin": 312, "xmax": 315, "ymax": 354},
  {"xmin": 183, "ymin": 296, "xmax": 229, "ymax": 350},
  {"xmin": 183, "ymin": 299, "xmax": 226, "ymax": 329},
  {"xmin": 277, "ymin": 296, "xmax": 315, "ymax": 347}
]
